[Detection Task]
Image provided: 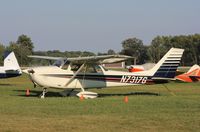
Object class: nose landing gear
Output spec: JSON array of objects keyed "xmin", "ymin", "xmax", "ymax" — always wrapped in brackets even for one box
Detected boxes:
[{"xmin": 40, "ymin": 88, "xmax": 47, "ymax": 98}]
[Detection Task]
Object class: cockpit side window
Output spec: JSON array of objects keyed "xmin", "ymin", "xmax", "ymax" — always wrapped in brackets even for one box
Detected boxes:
[
  {"xmin": 69, "ymin": 63, "xmax": 104, "ymax": 73},
  {"xmin": 71, "ymin": 63, "xmax": 81, "ymax": 71},
  {"xmin": 94, "ymin": 65, "xmax": 104, "ymax": 73}
]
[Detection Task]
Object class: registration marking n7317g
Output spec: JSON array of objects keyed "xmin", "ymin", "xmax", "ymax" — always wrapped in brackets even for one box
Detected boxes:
[{"xmin": 120, "ymin": 75, "xmax": 147, "ymax": 84}]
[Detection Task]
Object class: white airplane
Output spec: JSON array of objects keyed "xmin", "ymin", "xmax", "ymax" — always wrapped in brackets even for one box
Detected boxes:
[
  {"xmin": 23, "ymin": 48, "xmax": 184, "ymax": 99},
  {"xmin": 0, "ymin": 52, "xmax": 22, "ymax": 78}
]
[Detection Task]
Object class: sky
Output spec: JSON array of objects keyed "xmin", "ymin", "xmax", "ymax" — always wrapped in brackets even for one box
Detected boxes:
[{"xmin": 0, "ymin": 0, "xmax": 200, "ymax": 53}]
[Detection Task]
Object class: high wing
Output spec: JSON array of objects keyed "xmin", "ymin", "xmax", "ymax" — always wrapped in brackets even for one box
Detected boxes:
[
  {"xmin": 28, "ymin": 54, "xmax": 133, "ymax": 64},
  {"xmin": 68, "ymin": 55, "xmax": 133, "ymax": 64},
  {"xmin": 28, "ymin": 55, "xmax": 64, "ymax": 60}
]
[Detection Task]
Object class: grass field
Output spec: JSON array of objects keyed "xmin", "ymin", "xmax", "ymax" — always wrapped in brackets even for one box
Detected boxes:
[{"xmin": 0, "ymin": 74, "xmax": 200, "ymax": 132}]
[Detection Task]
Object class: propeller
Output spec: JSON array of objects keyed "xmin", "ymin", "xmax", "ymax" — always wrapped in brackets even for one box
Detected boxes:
[{"xmin": 28, "ymin": 69, "xmax": 35, "ymax": 74}]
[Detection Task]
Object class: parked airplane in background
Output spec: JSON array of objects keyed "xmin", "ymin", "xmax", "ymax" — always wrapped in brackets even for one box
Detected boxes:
[
  {"xmin": 0, "ymin": 52, "xmax": 22, "ymax": 78},
  {"xmin": 23, "ymin": 48, "xmax": 184, "ymax": 99},
  {"xmin": 175, "ymin": 64, "xmax": 200, "ymax": 82},
  {"xmin": 128, "ymin": 65, "xmax": 144, "ymax": 72},
  {"xmin": 129, "ymin": 63, "xmax": 200, "ymax": 83},
  {"xmin": 127, "ymin": 63, "xmax": 155, "ymax": 72}
]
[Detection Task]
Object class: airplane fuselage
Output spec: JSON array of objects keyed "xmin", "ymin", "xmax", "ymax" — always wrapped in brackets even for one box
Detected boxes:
[{"xmin": 28, "ymin": 65, "xmax": 157, "ymax": 89}]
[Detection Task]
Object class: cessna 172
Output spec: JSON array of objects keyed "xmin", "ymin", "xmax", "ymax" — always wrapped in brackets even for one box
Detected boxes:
[
  {"xmin": 0, "ymin": 52, "xmax": 21, "ymax": 78},
  {"xmin": 23, "ymin": 48, "xmax": 184, "ymax": 98}
]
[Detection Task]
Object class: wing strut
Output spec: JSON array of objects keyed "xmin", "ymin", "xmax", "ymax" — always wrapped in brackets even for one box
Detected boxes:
[{"xmin": 64, "ymin": 63, "xmax": 85, "ymax": 87}]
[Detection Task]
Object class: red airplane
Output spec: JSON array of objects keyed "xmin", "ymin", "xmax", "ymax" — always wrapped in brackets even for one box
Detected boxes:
[
  {"xmin": 128, "ymin": 66, "xmax": 144, "ymax": 72},
  {"xmin": 127, "ymin": 63, "xmax": 155, "ymax": 72},
  {"xmin": 175, "ymin": 65, "xmax": 200, "ymax": 82}
]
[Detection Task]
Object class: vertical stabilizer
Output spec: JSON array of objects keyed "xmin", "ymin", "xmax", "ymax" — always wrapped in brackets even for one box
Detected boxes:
[
  {"xmin": 187, "ymin": 64, "xmax": 199, "ymax": 74},
  {"xmin": 148, "ymin": 48, "xmax": 184, "ymax": 79},
  {"xmin": 4, "ymin": 52, "xmax": 21, "ymax": 72}
]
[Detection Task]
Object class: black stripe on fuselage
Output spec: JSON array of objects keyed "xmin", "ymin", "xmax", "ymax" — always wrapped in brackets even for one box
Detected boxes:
[
  {"xmin": 42, "ymin": 74, "xmax": 155, "ymax": 84},
  {"xmin": 166, "ymin": 59, "xmax": 181, "ymax": 61},
  {"xmin": 159, "ymin": 66, "xmax": 178, "ymax": 69}
]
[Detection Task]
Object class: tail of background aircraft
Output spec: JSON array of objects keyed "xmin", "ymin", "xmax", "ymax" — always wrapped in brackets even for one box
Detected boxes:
[
  {"xmin": 146, "ymin": 48, "xmax": 184, "ymax": 79},
  {"xmin": 186, "ymin": 64, "xmax": 200, "ymax": 74},
  {"xmin": 0, "ymin": 52, "xmax": 22, "ymax": 78},
  {"xmin": 175, "ymin": 64, "xmax": 200, "ymax": 82},
  {"xmin": 4, "ymin": 52, "xmax": 21, "ymax": 71}
]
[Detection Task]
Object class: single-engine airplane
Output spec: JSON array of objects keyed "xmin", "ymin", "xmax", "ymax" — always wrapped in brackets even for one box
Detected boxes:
[
  {"xmin": 23, "ymin": 48, "xmax": 184, "ymax": 99},
  {"xmin": 0, "ymin": 52, "xmax": 22, "ymax": 78}
]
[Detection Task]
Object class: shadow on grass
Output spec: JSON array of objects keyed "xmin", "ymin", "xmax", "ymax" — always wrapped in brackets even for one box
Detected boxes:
[
  {"xmin": 0, "ymin": 83, "xmax": 14, "ymax": 86},
  {"xmin": 14, "ymin": 89, "xmax": 160, "ymax": 98},
  {"xmin": 13, "ymin": 90, "xmax": 62, "ymax": 97},
  {"xmin": 98, "ymin": 92, "xmax": 160, "ymax": 97}
]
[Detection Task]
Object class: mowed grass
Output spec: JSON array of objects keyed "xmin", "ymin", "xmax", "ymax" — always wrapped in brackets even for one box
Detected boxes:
[{"xmin": 0, "ymin": 74, "xmax": 200, "ymax": 132}]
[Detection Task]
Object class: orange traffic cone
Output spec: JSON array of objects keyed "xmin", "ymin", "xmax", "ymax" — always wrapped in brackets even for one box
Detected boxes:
[
  {"xmin": 80, "ymin": 94, "xmax": 84, "ymax": 101},
  {"xmin": 124, "ymin": 96, "xmax": 128, "ymax": 103},
  {"xmin": 26, "ymin": 89, "xmax": 30, "ymax": 96}
]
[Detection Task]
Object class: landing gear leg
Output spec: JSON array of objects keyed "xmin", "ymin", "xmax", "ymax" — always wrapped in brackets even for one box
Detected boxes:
[{"xmin": 40, "ymin": 88, "xmax": 47, "ymax": 98}]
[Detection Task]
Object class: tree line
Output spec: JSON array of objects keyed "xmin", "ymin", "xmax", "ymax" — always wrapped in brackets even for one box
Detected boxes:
[
  {"xmin": 121, "ymin": 34, "xmax": 200, "ymax": 66},
  {"xmin": 0, "ymin": 34, "xmax": 200, "ymax": 66}
]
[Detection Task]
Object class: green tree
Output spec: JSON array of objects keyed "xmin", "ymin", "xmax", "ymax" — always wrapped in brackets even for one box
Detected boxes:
[
  {"xmin": 17, "ymin": 34, "xmax": 34, "ymax": 52},
  {"xmin": 0, "ymin": 44, "xmax": 5, "ymax": 65},
  {"xmin": 192, "ymin": 34, "xmax": 200, "ymax": 64},
  {"xmin": 6, "ymin": 35, "xmax": 34, "ymax": 66},
  {"xmin": 17, "ymin": 34, "xmax": 34, "ymax": 65},
  {"xmin": 148, "ymin": 36, "xmax": 166, "ymax": 63},
  {"xmin": 149, "ymin": 34, "xmax": 200, "ymax": 66},
  {"xmin": 107, "ymin": 49, "xmax": 115, "ymax": 55},
  {"xmin": 121, "ymin": 37, "xmax": 148, "ymax": 64}
]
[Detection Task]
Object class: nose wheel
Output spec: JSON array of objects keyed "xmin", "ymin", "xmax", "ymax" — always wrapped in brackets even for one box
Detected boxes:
[{"xmin": 40, "ymin": 88, "xmax": 47, "ymax": 98}]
